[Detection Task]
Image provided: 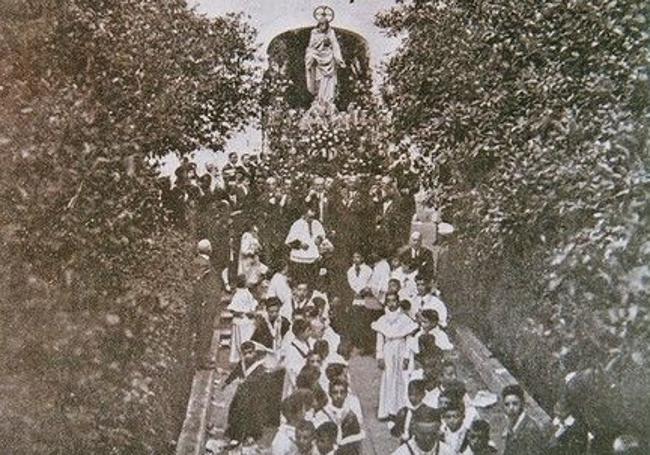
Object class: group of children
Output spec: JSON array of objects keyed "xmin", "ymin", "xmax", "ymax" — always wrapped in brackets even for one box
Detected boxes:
[
  {"xmin": 217, "ymin": 233, "xmax": 510, "ymax": 455},
  {"xmin": 223, "ymin": 267, "xmax": 364, "ymax": 455}
]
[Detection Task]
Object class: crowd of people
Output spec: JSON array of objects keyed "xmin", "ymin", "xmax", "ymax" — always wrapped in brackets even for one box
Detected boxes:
[{"xmin": 185, "ymin": 152, "xmax": 644, "ymax": 455}]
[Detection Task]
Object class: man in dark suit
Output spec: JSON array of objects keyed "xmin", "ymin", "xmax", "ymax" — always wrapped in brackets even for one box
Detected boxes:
[
  {"xmin": 335, "ymin": 175, "xmax": 371, "ymax": 261},
  {"xmin": 305, "ymin": 176, "xmax": 332, "ymax": 229},
  {"xmin": 398, "ymin": 231, "xmax": 435, "ymax": 280},
  {"xmin": 223, "ymin": 341, "xmax": 269, "ymax": 442},
  {"xmin": 189, "ymin": 239, "xmax": 221, "ymax": 370},
  {"xmin": 257, "ymin": 176, "xmax": 291, "ymax": 263},
  {"xmin": 373, "ymin": 176, "xmax": 405, "ymax": 248},
  {"xmin": 502, "ymin": 384, "xmax": 545, "ymax": 455}
]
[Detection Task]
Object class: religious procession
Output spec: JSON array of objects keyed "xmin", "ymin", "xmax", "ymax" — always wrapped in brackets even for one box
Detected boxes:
[
  {"xmin": 188, "ymin": 147, "xmax": 504, "ymax": 455},
  {"xmin": 2, "ymin": 0, "xmax": 648, "ymax": 454},
  {"xmin": 170, "ymin": 4, "xmax": 647, "ymax": 455}
]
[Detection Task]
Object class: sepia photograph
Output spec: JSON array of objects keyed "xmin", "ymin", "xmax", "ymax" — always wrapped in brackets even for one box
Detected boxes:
[{"xmin": 1, "ymin": 0, "xmax": 648, "ymax": 454}]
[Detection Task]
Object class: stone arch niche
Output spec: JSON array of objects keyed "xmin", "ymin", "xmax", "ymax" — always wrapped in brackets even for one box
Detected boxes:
[{"xmin": 264, "ymin": 27, "xmax": 371, "ymax": 111}]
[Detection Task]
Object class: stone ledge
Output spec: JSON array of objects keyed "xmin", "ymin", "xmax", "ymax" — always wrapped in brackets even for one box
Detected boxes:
[
  {"xmin": 455, "ymin": 325, "xmax": 552, "ymax": 431},
  {"xmin": 175, "ymin": 328, "xmax": 221, "ymax": 455}
]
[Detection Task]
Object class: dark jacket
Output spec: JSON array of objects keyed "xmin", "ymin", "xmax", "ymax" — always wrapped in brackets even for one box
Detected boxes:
[
  {"xmin": 398, "ymin": 245, "xmax": 435, "ymax": 279},
  {"xmin": 251, "ymin": 316, "xmax": 291, "ymax": 350},
  {"xmin": 503, "ymin": 413, "xmax": 545, "ymax": 455},
  {"xmin": 390, "ymin": 404, "xmax": 436, "ymax": 440}
]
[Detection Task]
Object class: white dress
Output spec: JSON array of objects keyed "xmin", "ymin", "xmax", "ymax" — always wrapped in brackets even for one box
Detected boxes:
[
  {"xmin": 238, "ymin": 231, "xmax": 267, "ymax": 286},
  {"xmin": 227, "ymin": 288, "xmax": 258, "ymax": 363},
  {"xmin": 372, "ymin": 310, "xmax": 419, "ymax": 419},
  {"xmin": 305, "ymin": 25, "xmax": 344, "ymax": 106}
]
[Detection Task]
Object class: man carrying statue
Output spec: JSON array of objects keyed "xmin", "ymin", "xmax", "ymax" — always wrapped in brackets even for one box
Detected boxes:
[{"xmin": 305, "ymin": 6, "xmax": 346, "ymax": 113}]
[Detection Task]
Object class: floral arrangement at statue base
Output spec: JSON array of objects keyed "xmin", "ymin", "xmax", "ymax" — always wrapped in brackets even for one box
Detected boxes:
[{"xmin": 265, "ymin": 97, "xmax": 393, "ymax": 179}]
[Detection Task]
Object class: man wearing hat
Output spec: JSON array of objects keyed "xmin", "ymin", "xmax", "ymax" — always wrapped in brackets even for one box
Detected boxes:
[
  {"xmin": 391, "ymin": 406, "xmax": 455, "ymax": 454},
  {"xmin": 190, "ymin": 239, "xmax": 221, "ymax": 370}
]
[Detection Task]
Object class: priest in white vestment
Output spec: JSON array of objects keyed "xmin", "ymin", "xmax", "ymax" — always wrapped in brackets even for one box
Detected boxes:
[
  {"xmin": 372, "ymin": 292, "xmax": 419, "ymax": 420},
  {"xmin": 285, "ymin": 206, "xmax": 326, "ymax": 288}
]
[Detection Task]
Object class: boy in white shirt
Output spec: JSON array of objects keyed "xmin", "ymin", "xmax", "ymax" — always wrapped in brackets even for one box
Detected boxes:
[
  {"xmin": 403, "ymin": 310, "xmax": 453, "ymax": 374},
  {"xmin": 272, "ymin": 393, "xmax": 312, "ymax": 455},
  {"xmin": 346, "ymin": 251, "xmax": 372, "ymax": 349}
]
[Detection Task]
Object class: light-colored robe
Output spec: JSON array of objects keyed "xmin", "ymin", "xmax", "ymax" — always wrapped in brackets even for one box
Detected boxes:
[
  {"xmin": 227, "ymin": 288, "xmax": 258, "ymax": 363},
  {"xmin": 372, "ymin": 310, "xmax": 419, "ymax": 419},
  {"xmin": 281, "ymin": 338, "xmax": 311, "ymax": 399},
  {"xmin": 285, "ymin": 218, "xmax": 325, "ymax": 264},
  {"xmin": 305, "ymin": 25, "xmax": 344, "ymax": 106},
  {"xmin": 267, "ymin": 272, "xmax": 293, "ymax": 320}
]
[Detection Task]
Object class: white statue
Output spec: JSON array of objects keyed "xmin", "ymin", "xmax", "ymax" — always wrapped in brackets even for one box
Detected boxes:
[{"xmin": 305, "ymin": 6, "xmax": 345, "ymax": 111}]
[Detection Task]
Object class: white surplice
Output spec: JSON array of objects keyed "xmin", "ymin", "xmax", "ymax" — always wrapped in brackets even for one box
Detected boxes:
[
  {"xmin": 285, "ymin": 217, "xmax": 325, "ymax": 264},
  {"xmin": 421, "ymin": 294, "xmax": 449, "ymax": 328},
  {"xmin": 372, "ymin": 309, "xmax": 419, "ymax": 419},
  {"xmin": 367, "ymin": 259, "xmax": 391, "ymax": 309},
  {"xmin": 347, "ymin": 263, "xmax": 372, "ymax": 306},
  {"xmin": 281, "ymin": 338, "xmax": 311, "ymax": 399},
  {"xmin": 267, "ymin": 272, "xmax": 293, "ymax": 320},
  {"xmin": 227, "ymin": 288, "xmax": 258, "ymax": 363}
]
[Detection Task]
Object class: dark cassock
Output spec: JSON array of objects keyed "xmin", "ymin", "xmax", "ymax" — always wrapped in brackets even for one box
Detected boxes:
[
  {"xmin": 189, "ymin": 248, "xmax": 221, "ymax": 369},
  {"xmin": 251, "ymin": 298, "xmax": 291, "ymax": 426},
  {"xmin": 257, "ymin": 187, "xmax": 292, "ymax": 264},
  {"xmin": 224, "ymin": 342, "xmax": 271, "ymax": 442}
]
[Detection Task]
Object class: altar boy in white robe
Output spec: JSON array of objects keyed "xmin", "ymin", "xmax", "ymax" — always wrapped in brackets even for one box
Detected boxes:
[
  {"xmin": 282, "ymin": 318, "xmax": 312, "ymax": 399},
  {"xmin": 403, "ymin": 309, "xmax": 453, "ymax": 373},
  {"xmin": 346, "ymin": 251, "xmax": 372, "ymax": 343},
  {"xmin": 391, "ymin": 406, "xmax": 455, "ymax": 455},
  {"xmin": 372, "ymin": 291, "xmax": 419, "ymax": 420}
]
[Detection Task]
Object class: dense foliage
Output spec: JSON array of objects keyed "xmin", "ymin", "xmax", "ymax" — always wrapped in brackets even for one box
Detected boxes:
[
  {"xmin": 0, "ymin": 0, "xmax": 259, "ymax": 452},
  {"xmin": 379, "ymin": 0, "xmax": 649, "ymax": 434},
  {"xmin": 1, "ymin": 0, "xmax": 258, "ymax": 280}
]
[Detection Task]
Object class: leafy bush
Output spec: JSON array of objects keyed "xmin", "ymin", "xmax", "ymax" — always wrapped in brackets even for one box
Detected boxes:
[
  {"xmin": 1, "ymin": 0, "xmax": 258, "ymax": 280},
  {"xmin": 0, "ymin": 1, "xmax": 259, "ymax": 452},
  {"xmin": 379, "ymin": 0, "xmax": 650, "ymax": 435}
]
